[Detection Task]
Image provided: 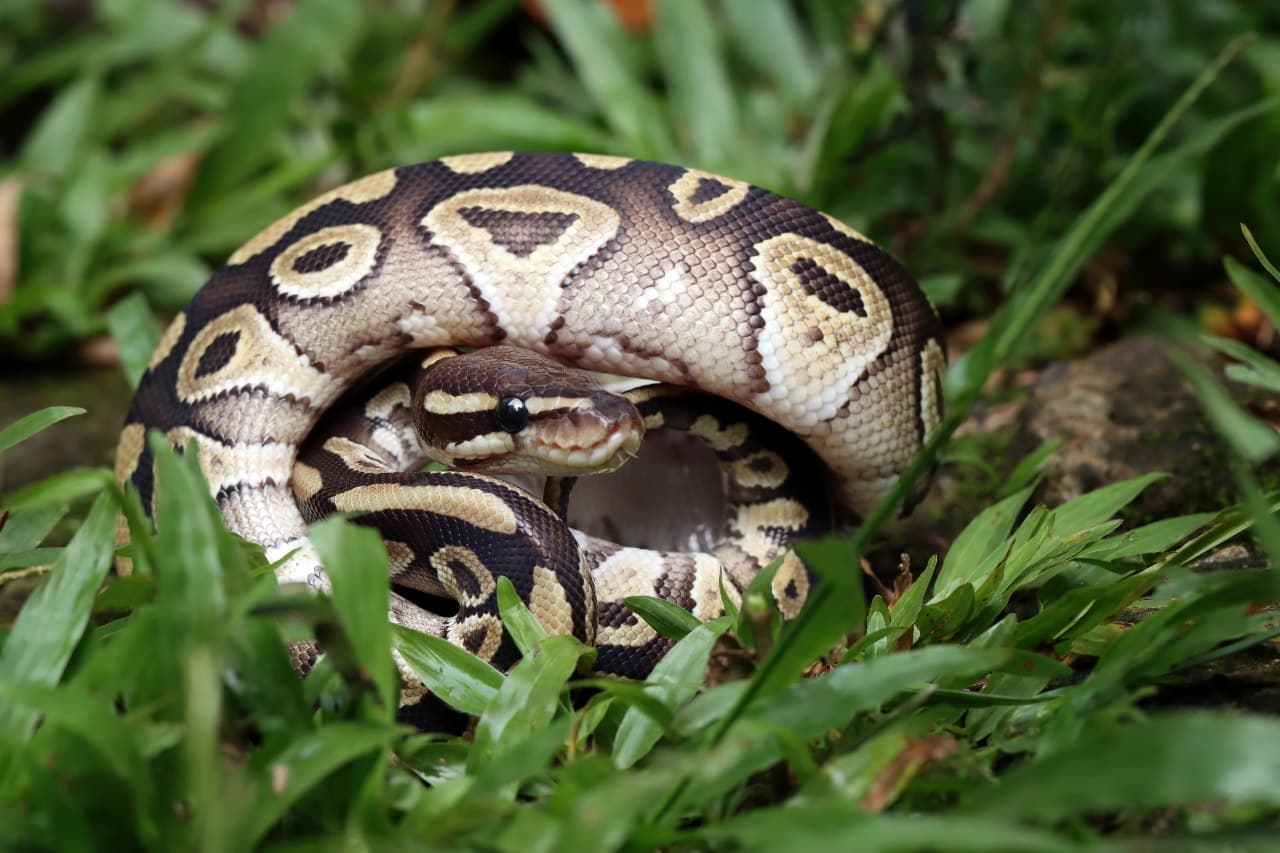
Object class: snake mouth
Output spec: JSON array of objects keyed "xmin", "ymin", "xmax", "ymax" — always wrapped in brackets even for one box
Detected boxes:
[{"xmin": 523, "ymin": 413, "xmax": 644, "ymax": 475}]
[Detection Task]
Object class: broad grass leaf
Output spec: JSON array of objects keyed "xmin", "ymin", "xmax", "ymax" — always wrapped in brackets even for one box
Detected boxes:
[
  {"xmin": 374, "ymin": 94, "xmax": 611, "ymax": 165},
  {"xmin": 471, "ymin": 635, "xmax": 589, "ymax": 773},
  {"xmin": 966, "ymin": 712, "xmax": 1280, "ymax": 820},
  {"xmin": 720, "ymin": 0, "xmax": 819, "ymax": 106},
  {"xmin": 1080, "ymin": 512, "xmax": 1214, "ymax": 560},
  {"xmin": 612, "ymin": 616, "xmax": 729, "ymax": 769},
  {"xmin": 654, "ymin": 0, "xmax": 739, "ymax": 170},
  {"xmin": 700, "ymin": 808, "xmax": 1073, "ymax": 853},
  {"xmin": 736, "ymin": 537, "xmax": 866, "ymax": 705},
  {"xmin": 106, "ymin": 293, "xmax": 162, "ymax": 390},
  {"xmin": 2, "ymin": 467, "xmax": 111, "ymax": 509},
  {"xmin": 191, "ymin": 0, "xmax": 362, "ymax": 200},
  {"xmin": 933, "ymin": 485, "xmax": 1033, "ymax": 600},
  {"xmin": 0, "ymin": 406, "xmax": 85, "ymax": 456},
  {"xmin": 310, "ymin": 517, "xmax": 395, "ymax": 712},
  {"xmin": 1048, "ymin": 473, "xmax": 1165, "ymax": 537},
  {"xmin": 20, "ymin": 76, "xmax": 98, "ymax": 177},
  {"xmin": 0, "ymin": 745, "xmax": 96, "ymax": 853},
  {"xmin": 0, "ymin": 683, "xmax": 156, "ymax": 845},
  {"xmin": 496, "ymin": 575, "xmax": 548, "ymax": 657},
  {"xmin": 392, "ymin": 624, "xmax": 501, "ymax": 717},
  {"xmin": 0, "ymin": 504, "xmax": 65, "ymax": 553},
  {"xmin": 624, "ymin": 595, "xmax": 700, "ymax": 640},
  {"xmin": 747, "ymin": 646, "xmax": 1009, "ymax": 740},
  {"xmin": 539, "ymin": 0, "xmax": 674, "ymax": 160},
  {"xmin": 0, "ymin": 493, "xmax": 116, "ymax": 738},
  {"xmin": 238, "ymin": 722, "xmax": 401, "ymax": 848}
]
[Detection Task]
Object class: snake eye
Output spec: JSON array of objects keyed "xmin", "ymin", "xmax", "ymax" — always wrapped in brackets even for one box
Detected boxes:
[{"xmin": 496, "ymin": 396, "xmax": 529, "ymax": 433}]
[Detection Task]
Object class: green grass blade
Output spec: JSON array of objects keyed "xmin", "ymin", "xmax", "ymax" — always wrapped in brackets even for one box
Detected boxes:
[
  {"xmin": 654, "ymin": 0, "xmax": 739, "ymax": 170},
  {"xmin": 105, "ymin": 293, "xmax": 160, "ymax": 390},
  {"xmin": 539, "ymin": 0, "xmax": 674, "ymax": 160},
  {"xmin": 238, "ymin": 722, "xmax": 402, "ymax": 848},
  {"xmin": 0, "ymin": 406, "xmax": 86, "ymax": 456},
  {"xmin": 721, "ymin": 0, "xmax": 819, "ymax": 106},
  {"xmin": 310, "ymin": 517, "xmax": 396, "ymax": 713},
  {"xmin": 0, "ymin": 493, "xmax": 116, "ymax": 737},
  {"xmin": 392, "ymin": 625, "xmax": 502, "ymax": 717},
  {"xmin": 965, "ymin": 712, "xmax": 1280, "ymax": 820},
  {"xmin": 612, "ymin": 616, "xmax": 728, "ymax": 769},
  {"xmin": 496, "ymin": 575, "xmax": 549, "ymax": 657}
]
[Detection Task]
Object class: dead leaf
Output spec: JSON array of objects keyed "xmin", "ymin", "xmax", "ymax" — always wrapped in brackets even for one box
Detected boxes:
[
  {"xmin": 128, "ymin": 151, "xmax": 201, "ymax": 231},
  {"xmin": 0, "ymin": 177, "xmax": 23, "ymax": 307},
  {"xmin": 859, "ymin": 734, "xmax": 959, "ymax": 813}
]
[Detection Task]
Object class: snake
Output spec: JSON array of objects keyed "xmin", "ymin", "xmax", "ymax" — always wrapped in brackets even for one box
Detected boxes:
[{"xmin": 114, "ymin": 151, "xmax": 945, "ymax": 716}]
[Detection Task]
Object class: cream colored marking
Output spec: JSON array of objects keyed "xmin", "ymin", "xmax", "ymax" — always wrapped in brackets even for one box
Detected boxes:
[
  {"xmin": 591, "ymin": 546, "xmax": 666, "ymax": 648},
  {"xmin": 731, "ymin": 497, "xmax": 810, "ymax": 564},
  {"xmin": 752, "ymin": 233, "xmax": 894, "ymax": 427},
  {"xmin": 420, "ymin": 389, "xmax": 497, "ymax": 415},
  {"xmin": 175, "ymin": 304, "xmax": 330, "ymax": 405},
  {"xmin": 323, "ymin": 436, "xmax": 393, "ymax": 474},
  {"xmin": 384, "ymin": 540, "xmax": 414, "ymax": 576},
  {"xmin": 572, "ymin": 153, "xmax": 633, "ymax": 170},
  {"xmin": 632, "ymin": 263, "xmax": 692, "ymax": 314},
  {"xmin": 920, "ymin": 338, "xmax": 945, "ymax": 441},
  {"xmin": 291, "ymin": 461, "xmax": 323, "ymax": 501},
  {"xmin": 620, "ymin": 385, "xmax": 670, "ymax": 406},
  {"xmin": 440, "ymin": 152, "xmax": 514, "ymax": 174},
  {"xmin": 148, "ymin": 312, "xmax": 186, "ymax": 371},
  {"xmin": 332, "ymin": 484, "xmax": 518, "ymax": 534},
  {"xmin": 728, "ymin": 450, "xmax": 789, "ymax": 490},
  {"xmin": 419, "ymin": 349, "xmax": 457, "ymax": 371},
  {"xmin": 524, "ymin": 396, "xmax": 594, "ymax": 415},
  {"xmin": 821, "ymin": 212, "xmax": 873, "ymax": 244},
  {"xmin": 528, "ymin": 564, "xmax": 575, "ymax": 636},
  {"xmin": 430, "ymin": 545, "xmax": 497, "ymax": 606},
  {"xmin": 166, "ymin": 427, "xmax": 294, "ymax": 493},
  {"xmin": 771, "ymin": 551, "xmax": 810, "ymax": 619},
  {"xmin": 229, "ymin": 169, "xmax": 397, "ymax": 265},
  {"xmin": 691, "ymin": 415, "xmax": 749, "ymax": 451},
  {"xmin": 367, "ymin": 382, "xmax": 411, "ymax": 420},
  {"xmin": 268, "ymin": 223, "xmax": 382, "ymax": 300},
  {"xmin": 667, "ymin": 169, "xmax": 751, "ymax": 224},
  {"xmin": 115, "ymin": 423, "xmax": 147, "ymax": 483},
  {"xmin": 643, "ymin": 412, "xmax": 665, "ymax": 430},
  {"xmin": 423, "ymin": 185, "xmax": 620, "ymax": 343},
  {"xmin": 443, "ymin": 432, "xmax": 514, "ymax": 460},
  {"xmin": 447, "ymin": 614, "xmax": 505, "ymax": 660},
  {"xmin": 690, "ymin": 553, "xmax": 735, "ymax": 620}
]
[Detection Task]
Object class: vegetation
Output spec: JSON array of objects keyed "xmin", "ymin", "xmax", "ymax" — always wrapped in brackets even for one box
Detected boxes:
[{"xmin": 2, "ymin": 1, "xmax": 1279, "ymax": 849}]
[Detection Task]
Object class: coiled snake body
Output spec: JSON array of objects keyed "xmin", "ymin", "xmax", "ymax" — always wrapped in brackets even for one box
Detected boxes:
[{"xmin": 116, "ymin": 152, "xmax": 944, "ymax": 710}]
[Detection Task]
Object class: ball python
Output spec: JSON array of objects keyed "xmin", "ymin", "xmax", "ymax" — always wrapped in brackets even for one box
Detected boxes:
[{"xmin": 115, "ymin": 151, "xmax": 945, "ymax": 710}]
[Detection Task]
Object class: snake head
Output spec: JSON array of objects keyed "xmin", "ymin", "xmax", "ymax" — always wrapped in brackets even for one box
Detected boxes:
[{"xmin": 411, "ymin": 346, "xmax": 644, "ymax": 477}]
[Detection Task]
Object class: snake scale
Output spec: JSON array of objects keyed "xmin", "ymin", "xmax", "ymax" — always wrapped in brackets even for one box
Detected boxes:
[{"xmin": 115, "ymin": 151, "xmax": 945, "ymax": 715}]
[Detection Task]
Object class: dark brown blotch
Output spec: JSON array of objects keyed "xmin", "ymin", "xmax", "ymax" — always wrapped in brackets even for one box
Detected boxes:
[
  {"xmin": 458, "ymin": 207, "xmax": 579, "ymax": 258},
  {"xmin": 293, "ymin": 241, "xmax": 351, "ymax": 274},
  {"xmin": 194, "ymin": 331, "xmax": 240, "ymax": 378},
  {"xmin": 791, "ymin": 257, "xmax": 866, "ymax": 317}
]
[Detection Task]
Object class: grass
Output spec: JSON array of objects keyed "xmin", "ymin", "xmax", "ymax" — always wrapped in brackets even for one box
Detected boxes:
[{"xmin": 2, "ymin": 1, "xmax": 1280, "ymax": 850}]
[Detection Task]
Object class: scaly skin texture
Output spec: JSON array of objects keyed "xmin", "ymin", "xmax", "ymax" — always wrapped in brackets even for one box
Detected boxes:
[{"xmin": 115, "ymin": 152, "xmax": 944, "ymax": 708}]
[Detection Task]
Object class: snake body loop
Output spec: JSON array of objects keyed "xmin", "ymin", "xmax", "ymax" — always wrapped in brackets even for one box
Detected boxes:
[{"xmin": 116, "ymin": 152, "xmax": 945, "ymax": 708}]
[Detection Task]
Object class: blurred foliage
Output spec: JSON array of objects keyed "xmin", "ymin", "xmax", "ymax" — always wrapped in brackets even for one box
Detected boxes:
[
  {"xmin": 0, "ymin": 0, "xmax": 1278, "ymax": 359},
  {"xmin": 4, "ymin": 1, "xmax": 1280, "ymax": 848}
]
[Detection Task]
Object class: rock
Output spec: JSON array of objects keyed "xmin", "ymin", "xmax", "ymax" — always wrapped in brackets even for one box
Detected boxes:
[{"xmin": 1011, "ymin": 337, "xmax": 1279, "ymax": 523}]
